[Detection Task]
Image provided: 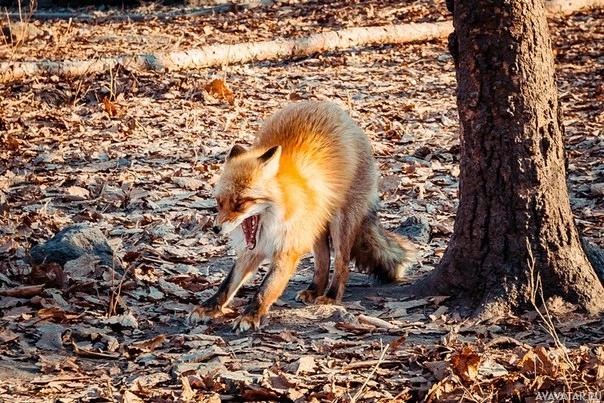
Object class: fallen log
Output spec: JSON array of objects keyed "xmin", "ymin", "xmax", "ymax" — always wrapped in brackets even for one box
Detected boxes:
[
  {"xmin": 0, "ymin": 0, "xmax": 601, "ymax": 82},
  {"xmin": 4, "ymin": 0, "xmax": 601, "ymax": 21},
  {"xmin": 0, "ymin": 21, "xmax": 453, "ymax": 82}
]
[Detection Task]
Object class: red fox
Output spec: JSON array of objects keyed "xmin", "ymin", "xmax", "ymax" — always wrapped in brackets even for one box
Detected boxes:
[{"xmin": 189, "ymin": 101, "xmax": 415, "ymax": 331}]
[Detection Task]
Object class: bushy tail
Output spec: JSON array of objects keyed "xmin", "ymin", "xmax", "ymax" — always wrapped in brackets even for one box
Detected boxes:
[{"xmin": 351, "ymin": 204, "xmax": 415, "ymax": 283}]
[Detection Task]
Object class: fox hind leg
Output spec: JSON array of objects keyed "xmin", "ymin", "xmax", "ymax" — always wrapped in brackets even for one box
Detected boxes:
[
  {"xmin": 316, "ymin": 208, "xmax": 364, "ymax": 305},
  {"xmin": 296, "ymin": 230, "xmax": 330, "ymax": 303},
  {"xmin": 234, "ymin": 251, "xmax": 301, "ymax": 332},
  {"xmin": 189, "ymin": 253, "xmax": 263, "ymax": 325}
]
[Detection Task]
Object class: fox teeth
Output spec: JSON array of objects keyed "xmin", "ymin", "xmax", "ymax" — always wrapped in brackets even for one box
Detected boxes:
[{"xmin": 242, "ymin": 215, "xmax": 259, "ymax": 250}]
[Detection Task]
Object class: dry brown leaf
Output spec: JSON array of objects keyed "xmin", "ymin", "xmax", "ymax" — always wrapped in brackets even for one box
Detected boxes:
[
  {"xmin": 29, "ymin": 263, "xmax": 67, "ymax": 288},
  {"xmin": 172, "ymin": 176, "xmax": 206, "ymax": 191},
  {"xmin": 275, "ymin": 329, "xmax": 300, "ymax": 343},
  {"xmin": 534, "ymin": 346, "xmax": 558, "ymax": 376},
  {"xmin": 204, "ymin": 78, "xmax": 235, "ymax": 105},
  {"xmin": 181, "ymin": 374, "xmax": 195, "ymax": 401},
  {"xmin": 102, "ymin": 96, "xmax": 119, "ymax": 117},
  {"xmin": 72, "ymin": 340, "xmax": 120, "ymax": 359},
  {"xmin": 0, "ymin": 327, "xmax": 18, "ymax": 344},
  {"xmin": 518, "ymin": 348, "xmax": 537, "ymax": 374},
  {"xmin": 122, "ymin": 391, "xmax": 144, "ymax": 403},
  {"xmin": 63, "ymin": 255, "xmax": 99, "ymax": 280},
  {"xmin": 130, "ymin": 334, "xmax": 166, "ymax": 352},
  {"xmin": 3, "ymin": 134, "xmax": 20, "ymax": 150},
  {"xmin": 129, "ymin": 372, "xmax": 171, "ymax": 392},
  {"xmin": 158, "ymin": 277, "xmax": 191, "ymax": 298},
  {"xmin": 0, "ymin": 284, "xmax": 45, "ymax": 297},
  {"xmin": 451, "ymin": 345, "xmax": 481, "ymax": 382},
  {"xmin": 38, "ymin": 307, "xmax": 81, "ymax": 322},
  {"xmin": 37, "ymin": 354, "xmax": 80, "ymax": 373},
  {"xmin": 287, "ymin": 355, "xmax": 316, "ymax": 375},
  {"xmin": 103, "ymin": 311, "xmax": 139, "ymax": 329},
  {"xmin": 66, "ymin": 186, "xmax": 90, "ymax": 199}
]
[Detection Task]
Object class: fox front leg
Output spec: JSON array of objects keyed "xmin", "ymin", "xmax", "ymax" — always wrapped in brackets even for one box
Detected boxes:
[
  {"xmin": 188, "ymin": 254, "xmax": 263, "ymax": 325},
  {"xmin": 233, "ymin": 252, "xmax": 301, "ymax": 332}
]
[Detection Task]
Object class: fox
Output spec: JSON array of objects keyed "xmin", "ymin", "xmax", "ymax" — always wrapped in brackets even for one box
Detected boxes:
[{"xmin": 188, "ymin": 101, "xmax": 415, "ymax": 332}]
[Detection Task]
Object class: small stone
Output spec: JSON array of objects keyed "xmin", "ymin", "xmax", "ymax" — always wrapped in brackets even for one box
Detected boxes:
[{"xmin": 29, "ymin": 225, "xmax": 120, "ymax": 270}]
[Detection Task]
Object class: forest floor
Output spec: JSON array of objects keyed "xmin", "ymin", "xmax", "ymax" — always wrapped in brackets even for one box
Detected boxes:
[{"xmin": 1, "ymin": 0, "xmax": 603, "ymax": 401}]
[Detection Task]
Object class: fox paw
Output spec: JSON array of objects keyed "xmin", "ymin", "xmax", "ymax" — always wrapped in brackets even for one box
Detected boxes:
[
  {"xmin": 296, "ymin": 289, "xmax": 318, "ymax": 304},
  {"xmin": 314, "ymin": 296, "xmax": 337, "ymax": 305},
  {"xmin": 232, "ymin": 312, "xmax": 262, "ymax": 333},
  {"xmin": 188, "ymin": 305, "xmax": 223, "ymax": 326}
]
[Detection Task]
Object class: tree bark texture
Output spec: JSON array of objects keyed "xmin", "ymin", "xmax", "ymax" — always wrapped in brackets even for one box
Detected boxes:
[{"xmin": 415, "ymin": 0, "xmax": 604, "ymax": 315}]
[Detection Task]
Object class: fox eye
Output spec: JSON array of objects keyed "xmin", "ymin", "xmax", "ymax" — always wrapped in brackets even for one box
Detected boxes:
[{"xmin": 233, "ymin": 199, "xmax": 253, "ymax": 212}]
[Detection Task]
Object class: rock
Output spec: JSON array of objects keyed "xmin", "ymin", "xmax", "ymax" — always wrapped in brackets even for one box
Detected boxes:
[
  {"xmin": 2, "ymin": 21, "xmax": 43, "ymax": 43},
  {"xmin": 395, "ymin": 215, "xmax": 431, "ymax": 243},
  {"xmin": 583, "ymin": 239, "xmax": 604, "ymax": 283},
  {"xmin": 29, "ymin": 225, "xmax": 118, "ymax": 269}
]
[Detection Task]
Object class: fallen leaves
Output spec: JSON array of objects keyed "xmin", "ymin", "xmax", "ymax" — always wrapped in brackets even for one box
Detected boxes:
[
  {"xmin": 102, "ymin": 97, "xmax": 119, "ymax": 117},
  {"xmin": 286, "ymin": 356, "xmax": 316, "ymax": 375},
  {"xmin": 0, "ymin": 1, "xmax": 602, "ymax": 402},
  {"xmin": 451, "ymin": 345, "xmax": 481, "ymax": 382},
  {"xmin": 204, "ymin": 78, "xmax": 235, "ymax": 105}
]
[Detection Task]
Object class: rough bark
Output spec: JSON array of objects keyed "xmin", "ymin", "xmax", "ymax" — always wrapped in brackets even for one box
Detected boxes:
[{"xmin": 412, "ymin": 0, "xmax": 604, "ymax": 316}]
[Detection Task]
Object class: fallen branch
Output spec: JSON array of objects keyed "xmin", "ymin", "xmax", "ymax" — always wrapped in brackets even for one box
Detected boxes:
[
  {"xmin": 1, "ymin": 0, "xmax": 601, "ymax": 83},
  {"xmin": 350, "ymin": 343, "xmax": 390, "ymax": 403},
  {"xmin": 4, "ymin": 0, "xmax": 600, "ymax": 22},
  {"xmin": 0, "ymin": 21, "xmax": 453, "ymax": 82},
  {"xmin": 357, "ymin": 314, "xmax": 397, "ymax": 329},
  {"xmin": 545, "ymin": 0, "xmax": 604, "ymax": 15}
]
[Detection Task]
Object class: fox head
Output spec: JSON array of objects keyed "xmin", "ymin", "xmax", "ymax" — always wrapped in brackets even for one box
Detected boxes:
[{"xmin": 212, "ymin": 144, "xmax": 282, "ymax": 250}]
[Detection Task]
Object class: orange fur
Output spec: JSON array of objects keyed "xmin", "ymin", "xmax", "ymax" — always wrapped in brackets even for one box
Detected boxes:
[{"xmin": 189, "ymin": 102, "xmax": 415, "ymax": 331}]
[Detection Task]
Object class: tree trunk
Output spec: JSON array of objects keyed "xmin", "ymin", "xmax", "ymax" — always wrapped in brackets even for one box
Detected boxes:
[{"xmin": 413, "ymin": 0, "xmax": 604, "ymax": 316}]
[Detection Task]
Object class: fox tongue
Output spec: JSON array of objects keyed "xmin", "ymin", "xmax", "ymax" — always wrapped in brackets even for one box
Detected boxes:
[{"xmin": 241, "ymin": 215, "xmax": 258, "ymax": 250}]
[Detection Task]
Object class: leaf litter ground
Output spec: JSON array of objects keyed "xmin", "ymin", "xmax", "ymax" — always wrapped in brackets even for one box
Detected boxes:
[{"xmin": 1, "ymin": 1, "xmax": 603, "ymax": 401}]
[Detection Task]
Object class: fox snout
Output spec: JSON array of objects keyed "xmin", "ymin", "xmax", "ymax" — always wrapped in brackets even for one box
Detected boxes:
[
  {"xmin": 213, "ymin": 213, "xmax": 233, "ymax": 235},
  {"xmin": 213, "ymin": 214, "xmax": 224, "ymax": 234}
]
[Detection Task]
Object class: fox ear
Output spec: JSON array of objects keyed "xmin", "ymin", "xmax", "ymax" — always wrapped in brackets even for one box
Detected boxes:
[
  {"xmin": 227, "ymin": 144, "xmax": 246, "ymax": 160},
  {"xmin": 259, "ymin": 145, "xmax": 282, "ymax": 177}
]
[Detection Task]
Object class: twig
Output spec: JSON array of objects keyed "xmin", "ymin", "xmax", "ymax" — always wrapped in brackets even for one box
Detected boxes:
[
  {"xmin": 526, "ymin": 239, "xmax": 575, "ymax": 370},
  {"xmin": 343, "ymin": 359, "xmax": 398, "ymax": 371},
  {"xmin": 108, "ymin": 260, "xmax": 129, "ymax": 317},
  {"xmin": 358, "ymin": 314, "xmax": 397, "ymax": 329},
  {"xmin": 350, "ymin": 342, "xmax": 390, "ymax": 403},
  {"xmin": 31, "ymin": 376, "xmax": 91, "ymax": 384}
]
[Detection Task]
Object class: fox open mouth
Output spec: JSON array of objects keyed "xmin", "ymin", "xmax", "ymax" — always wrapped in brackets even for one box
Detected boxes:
[{"xmin": 241, "ymin": 215, "xmax": 259, "ymax": 250}]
